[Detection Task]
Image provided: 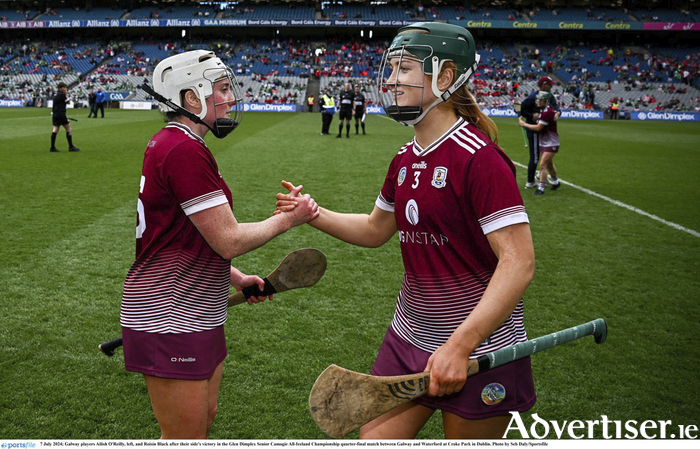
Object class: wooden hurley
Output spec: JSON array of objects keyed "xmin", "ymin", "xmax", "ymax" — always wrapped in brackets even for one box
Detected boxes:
[
  {"xmin": 228, "ymin": 247, "xmax": 327, "ymax": 306},
  {"xmin": 309, "ymin": 319, "xmax": 607, "ymax": 438},
  {"xmin": 99, "ymin": 248, "xmax": 327, "ymax": 357}
]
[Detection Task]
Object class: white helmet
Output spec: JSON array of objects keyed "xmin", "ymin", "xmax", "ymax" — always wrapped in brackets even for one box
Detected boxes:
[{"xmin": 152, "ymin": 50, "xmax": 243, "ymax": 138}]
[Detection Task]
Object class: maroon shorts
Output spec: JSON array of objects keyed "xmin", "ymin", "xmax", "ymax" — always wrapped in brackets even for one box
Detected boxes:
[
  {"xmin": 122, "ymin": 326, "xmax": 227, "ymax": 380},
  {"xmin": 371, "ymin": 326, "xmax": 536, "ymax": 420},
  {"xmin": 539, "ymin": 145, "xmax": 559, "ymax": 153}
]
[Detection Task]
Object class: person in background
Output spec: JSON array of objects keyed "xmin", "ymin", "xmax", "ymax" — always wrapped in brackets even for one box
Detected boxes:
[
  {"xmin": 319, "ymin": 88, "xmax": 335, "ymax": 135},
  {"xmin": 353, "ymin": 84, "xmax": 367, "ymax": 135},
  {"xmin": 519, "ymin": 91, "xmax": 561, "ymax": 195},
  {"xmin": 519, "ymin": 76, "xmax": 559, "ymax": 189},
  {"xmin": 87, "ymin": 89, "xmax": 97, "ymax": 118},
  {"xmin": 50, "ymin": 82, "xmax": 80, "ymax": 152},
  {"xmin": 95, "ymin": 86, "xmax": 106, "ymax": 118},
  {"xmin": 337, "ymin": 82, "xmax": 354, "ymax": 138}
]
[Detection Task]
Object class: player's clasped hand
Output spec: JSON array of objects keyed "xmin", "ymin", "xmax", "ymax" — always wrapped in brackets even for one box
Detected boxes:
[
  {"xmin": 425, "ymin": 341, "xmax": 471, "ymax": 397},
  {"xmin": 230, "ymin": 267, "xmax": 272, "ymax": 304},
  {"xmin": 274, "ymin": 180, "xmax": 310, "ymax": 214},
  {"xmin": 274, "ymin": 180, "xmax": 319, "ymax": 222}
]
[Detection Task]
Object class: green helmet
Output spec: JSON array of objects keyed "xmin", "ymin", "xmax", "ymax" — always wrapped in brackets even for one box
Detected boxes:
[
  {"xmin": 379, "ymin": 22, "xmax": 480, "ymax": 126},
  {"xmin": 536, "ymin": 91, "xmax": 553, "ymax": 104},
  {"xmin": 389, "ymin": 22, "xmax": 478, "ymax": 76}
]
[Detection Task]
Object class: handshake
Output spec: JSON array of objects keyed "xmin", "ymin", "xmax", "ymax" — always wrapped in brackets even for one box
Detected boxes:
[{"xmin": 273, "ymin": 180, "xmax": 317, "ymax": 225}]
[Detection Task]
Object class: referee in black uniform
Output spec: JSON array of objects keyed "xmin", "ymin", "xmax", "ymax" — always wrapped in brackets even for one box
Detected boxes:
[
  {"xmin": 336, "ymin": 82, "xmax": 354, "ymax": 138},
  {"xmin": 50, "ymin": 82, "xmax": 80, "ymax": 152}
]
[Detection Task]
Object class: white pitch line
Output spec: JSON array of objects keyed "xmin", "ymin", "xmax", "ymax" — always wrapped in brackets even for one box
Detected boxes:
[
  {"xmin": 511, "ymin": 161, "xmax": 700, "ymax": 238},
  {"xmin": 375, "ymin": 114, "xmax": 699, "ymax": 238}
]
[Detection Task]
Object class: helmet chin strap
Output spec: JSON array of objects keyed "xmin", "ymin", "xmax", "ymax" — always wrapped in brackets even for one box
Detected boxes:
[
  {"xmin": 400, "ymin": 53, "xmax": 480, "ymax": 127},
  {"xmin": 140, "ymin": 83, "xmax": 238, "ymax": 139}
]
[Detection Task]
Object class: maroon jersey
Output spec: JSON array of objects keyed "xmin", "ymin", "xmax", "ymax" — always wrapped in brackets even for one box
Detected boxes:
[
  {"xmin": 537, "ymin": 105, "xmax": 560, "ymax": 148},
  {"xmin": 376, "ymin": 118, "xmax": 529, "ymax": 355},
  {"xmin": 121, "ymin": 123, "xmax": 232, "ymax": 334}
]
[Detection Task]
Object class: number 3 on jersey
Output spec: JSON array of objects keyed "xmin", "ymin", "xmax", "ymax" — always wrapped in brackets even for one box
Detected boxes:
[
  {"xmin": 136, "ymin": 176, "xmax": 146, "ymax": 238},
  {"xmin": 412, "ymin": 171, "xmax": 420, "ymax": 189}
]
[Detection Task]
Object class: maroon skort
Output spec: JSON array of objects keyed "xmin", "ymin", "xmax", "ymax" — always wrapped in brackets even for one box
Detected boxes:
[
  {"xmin": 371, "ymin": 326, "xmax": 537, "ymax": 419},
  {"xmin": 122, "ymin": 326, "xmax": 227, "ymax": 380}
]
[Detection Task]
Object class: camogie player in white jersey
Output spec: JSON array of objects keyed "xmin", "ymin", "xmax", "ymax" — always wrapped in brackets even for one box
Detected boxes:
[
  {"xmin": 277, "ymin": 23, "xmax": 536, "ymax": 439},
  {"xmin": 120, "ymin": 50, "xmax": 318, "ymax": 439}
]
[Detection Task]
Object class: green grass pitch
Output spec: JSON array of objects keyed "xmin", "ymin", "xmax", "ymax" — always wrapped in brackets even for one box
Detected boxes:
[{"xmin": 0, "ymin": 107, "xmax": 698, "ymax": 439}]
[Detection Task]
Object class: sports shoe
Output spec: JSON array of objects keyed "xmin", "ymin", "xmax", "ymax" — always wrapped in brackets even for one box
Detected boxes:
[
  {"xmin": 346, "ymin": 135, "xmax": 350, "ymax": 138},
  {"xmin": 550, "ymin": 182, "xmax": 561, "ymax": 191},
  {"xmin": 69, "ymin": 146, "xmax": 80, "ymax": 152},
  {"xmin": 49, "ymin": 148, "xmax": 60, "ymax": 152},
  {"xmin": 336, "ymin": 134, "xmax": 342, "ymax": 138},
  {"xmin": 363, "ymin": 131, "xmax": 366, "ymax": 135},
  {"xmin": 533, "ymin": 189, "xmax": 545, "ymax": 195},
  {"xmin": 524, "ymin": 182, "xmax": 538, "ymax": 189}
]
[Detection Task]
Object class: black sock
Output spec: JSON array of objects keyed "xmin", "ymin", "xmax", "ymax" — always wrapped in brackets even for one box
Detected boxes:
[
  {"xmin": 51, "ymin": 132, "xmax": 57, "ymax": 148},
  {"xmin": 338, "ymin": 124, "xmax": 342, "ymax": 135},
  {"xmin": 361, "ymin": 123, "xmax": 365, "ymax": 132},
  {"xmin": 346, "ymin": 124, "xmax": 350, "ymax": 136},
  {"xmin": 66, "ymin": 132, "xmax": 74, "ymax": 147},
  {"xmin": 355, "ymin": 123, "xmax": 359, "ymax": 133}
]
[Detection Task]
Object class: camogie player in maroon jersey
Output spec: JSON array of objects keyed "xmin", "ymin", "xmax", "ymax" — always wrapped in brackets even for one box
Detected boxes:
[
  {"xmin": 519, "ymin": 91, "xmax": 562, "ymax": 195},
  {"xmin": 277, "ymin": 23, "xmax": 536, "ymax": 439},
  {"xmin": 120, "ymin": 50, "xmax": 318, "ymax": 439}
]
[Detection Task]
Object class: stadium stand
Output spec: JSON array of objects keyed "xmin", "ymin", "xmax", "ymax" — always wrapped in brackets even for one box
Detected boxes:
[
  {"xmin": 1, "ymin": 1, "xmax": 699, "ymax": 115},
  {"xmin": 221, "ymin": 4, "xmax": 315, "ymax": 20},
  {"xmin": 35, "ymin": 7, "xmax": 124, "ymax": 20},
  {"xmin": 126, "ymin": 6, "xmax": 218, "ymax": 20}
]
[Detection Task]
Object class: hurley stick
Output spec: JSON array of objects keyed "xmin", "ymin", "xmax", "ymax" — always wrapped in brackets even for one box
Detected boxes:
[
  {"xmin": 99, "ymin": 248, "xmax": 327, "ymax": 356},
  {"xmin": 309, "ymin": 318, "xmax": 607, "ymax": 438}
]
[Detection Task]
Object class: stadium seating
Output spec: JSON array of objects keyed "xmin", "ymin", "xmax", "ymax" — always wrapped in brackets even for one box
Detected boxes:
[
  {"xmin": 1, "ymin": 1, "xmax": 699, "ymax": 113},
  {"xmin": 36, "ymin": 7, "xmax": 123, "ymax": 21},
  {"xmin": 629, "ymin": 8, "xmax": 697, "ymax": 22},
  {"xmin": 126, "ymin": 6, "xmax": 217, "ymax": 20},
  {"xmin": 223, "ymin": 5, "xmax": 315, "ymax": 19},
  {"xmin": 0, "ymin": 8, "xmax": 41, "ymax": 20}
]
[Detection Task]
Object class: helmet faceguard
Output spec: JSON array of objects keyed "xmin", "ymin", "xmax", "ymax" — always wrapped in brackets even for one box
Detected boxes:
[
  {"xmin": 536, "ymin": 91, "xmax": 553, "ymax": 104},
  {"xmin": 151, "ymin": 50, "xmax": 243, "ymax": 138},
  {"xmin": 378, "ymin": 22, "xmax": 480, "ymax": 126}
]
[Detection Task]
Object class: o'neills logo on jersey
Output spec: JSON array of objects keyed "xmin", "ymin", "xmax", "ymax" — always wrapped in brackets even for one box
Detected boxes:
[
  {"xmin": 171, "ymin": 357, "xmax": 196, "ymax": 363},
  {"xmin": 399, "ymin": 230, "xmax": 449, "ymax": 246},
  {"xmin": 412, "ymin": 161, "xmax": 427, "ymax": 170}
]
